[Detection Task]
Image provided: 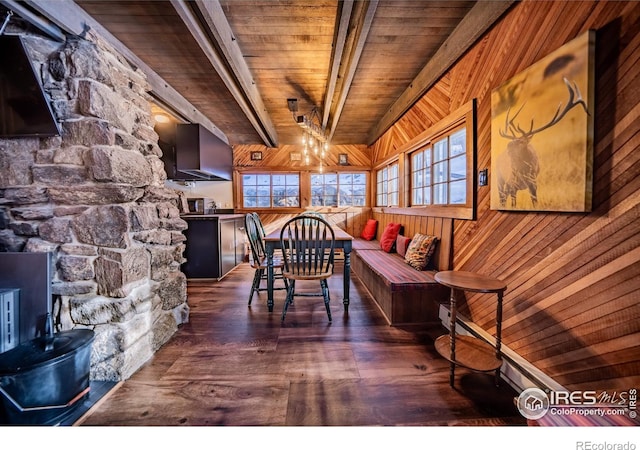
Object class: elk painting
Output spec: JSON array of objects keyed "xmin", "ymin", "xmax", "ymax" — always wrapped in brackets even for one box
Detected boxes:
[{"xmin": 490, "ymin": 31, "xmax": 595, "ymax": 212}]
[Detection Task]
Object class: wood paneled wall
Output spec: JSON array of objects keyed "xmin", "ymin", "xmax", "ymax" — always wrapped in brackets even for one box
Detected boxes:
[
  {"xmin": 232, "ymin": 143, "xmax": 373, "ymax": 237},
  {"xmin": 370, "ymin": 1, "xmax": 640, "ymax": 391}
]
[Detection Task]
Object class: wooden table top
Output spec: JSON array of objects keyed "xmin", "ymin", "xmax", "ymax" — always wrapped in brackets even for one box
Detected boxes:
[
  {"xmin": 434, "ymin": 270, "xmax": 506, "ymax": 293},
  {"xmin": 264, "ymin": 227, "xmax": 353, "ymax": 242}
]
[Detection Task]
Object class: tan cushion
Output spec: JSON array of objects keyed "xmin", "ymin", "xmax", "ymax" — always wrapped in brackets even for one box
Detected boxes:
[{"xmin": 404, "ymin": 234, "xmax": 438, "ymax": 271}]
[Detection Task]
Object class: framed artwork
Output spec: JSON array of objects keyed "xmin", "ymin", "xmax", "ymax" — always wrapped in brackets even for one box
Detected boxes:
[
  {"xmin": 338, "ymin": 153, "xmax": 348, "ymax": 165},
  {"xmin": 250, "ymin": 151, "xmax": 262, "ymax": 161},
  {"xmin": 490, "ymin": 30, "xmax": 595, "ymax": 212},
  {"xmin": 290, "ymin": 152, "xmax": 301, "ymax": 161}
]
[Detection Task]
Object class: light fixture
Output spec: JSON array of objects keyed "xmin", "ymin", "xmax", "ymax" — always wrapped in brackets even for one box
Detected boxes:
[{"xmin": 287, "ymin": 98, "xmax": 329, "ymax": 172}]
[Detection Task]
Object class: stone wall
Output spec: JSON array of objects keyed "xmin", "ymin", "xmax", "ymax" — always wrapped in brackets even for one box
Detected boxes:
[{"xmin": 0, "ymin": 26, "xmax": 189, "ymax": 380}]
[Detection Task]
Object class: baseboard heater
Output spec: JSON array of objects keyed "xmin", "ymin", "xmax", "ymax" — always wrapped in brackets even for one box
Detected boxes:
[{"xmin": 438, "ymin": 304, "xmax": 565, "ymax": 393}]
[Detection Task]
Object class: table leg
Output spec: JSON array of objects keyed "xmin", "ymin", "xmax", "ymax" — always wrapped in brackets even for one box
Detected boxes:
[
  {"xmin": 266, "ymin": 244, "xmax": 274, "ymax": 312},
  {"xmin": 343, "ymin": 249, "xmax": 351, "ymax": 311},
  {"xmin": 448, "ymin": 288, "xmax": 458, "ymax": 387}
]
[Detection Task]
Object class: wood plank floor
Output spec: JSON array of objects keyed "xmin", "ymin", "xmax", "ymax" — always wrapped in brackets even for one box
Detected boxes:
[{"xmin": 77, "ymin": 262, "xmax": 527, "ymax": 426}]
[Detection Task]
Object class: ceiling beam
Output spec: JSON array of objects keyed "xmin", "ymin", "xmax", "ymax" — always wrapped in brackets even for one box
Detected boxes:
[
  {"xmin": 322, "ymin": 0, "xmax": 353, "ymax": 130},
  {"xmin": 0, "ymin": 0, "xmax": 65, "ymax": 41},
  {"xmin": 325, "ymin": 0, "xmax": 378, "ymax": 142},
  {"xmin": 175, "ymin": 0, "xmax": 278, "ymax": 148},
  {"xmin": 24, "ymin": 0, "xmax": 229, "ymax": 144},
  {"xmin": 366, "ymin": 0, "xmax": 516, "ymax": 145}
]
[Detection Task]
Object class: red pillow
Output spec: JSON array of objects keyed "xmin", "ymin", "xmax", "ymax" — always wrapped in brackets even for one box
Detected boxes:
[
  {"xmin": 380, "ymin": 222, "xmax": 402, "ymax": 252},
  {"xmin": 360, "ymin": 219, "xmax": 378, "ymax": 241}
]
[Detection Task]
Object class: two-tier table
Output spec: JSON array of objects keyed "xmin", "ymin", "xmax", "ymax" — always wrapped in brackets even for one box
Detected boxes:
[{"xmin": 434, "ymin": 270, "xmax": 507, "ymax": 387}]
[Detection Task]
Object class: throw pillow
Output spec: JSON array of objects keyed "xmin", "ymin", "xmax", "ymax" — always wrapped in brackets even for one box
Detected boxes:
[
  {"xmin": 360, "ymin": 219, "xmax": 378, "ymax": 241},
  {"xmin": 396, "ymin": 234, "xmax": 412, "ymax": 258},
  {"xmin": 379, "ymin": 222, "xmax": 402, "ymax": 253},
  {"xmin": 405, "ymin": 234, "xmax": 438, "ymax": 270}
]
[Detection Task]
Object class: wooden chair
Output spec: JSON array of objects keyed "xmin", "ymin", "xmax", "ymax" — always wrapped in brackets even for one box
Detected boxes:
[
  {"xmin": 244, "ymin": 213, "xmax": 288, "ymax": 306},
  {"xmin": 279, "ymin": 215, "xmax": 335, "ymax": 322}
]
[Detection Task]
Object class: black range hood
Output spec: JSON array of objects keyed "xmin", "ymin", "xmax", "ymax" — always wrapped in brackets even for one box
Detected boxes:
[{"xmin": 175, "ymin": 123, "xmax": 232, "ymax": 181}]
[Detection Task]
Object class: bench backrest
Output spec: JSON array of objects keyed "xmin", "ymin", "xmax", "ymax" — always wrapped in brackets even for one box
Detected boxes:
[{"xmin": 371, "ymin": 212, "xmax": 453, "ymax": 271}]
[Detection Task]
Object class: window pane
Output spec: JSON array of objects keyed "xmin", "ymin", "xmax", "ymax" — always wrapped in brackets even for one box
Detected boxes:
[
  {"xmin": 352, "ymin": 196, "xmax": 365, "ymax": 206},
  {"xmin": 286, "ymin": 174, "xmax": 299, "ymax": 185},
  {"xmin": 450, "ymin": 180, "xmax": 466, "ymax": 204},
  {"xmin": 450, "ymin": 129, "xmax": 466, "ymax": 157},
  {"xmin": 339, "ymin": 173, "xmax": 352, "ymax": 184},
  {"xmin": 325, "ymin": 194, "xmax": 337, "ymax": 206},
  {"xmin": 243, "ymin": 174, "xmax": 256, "ymax": 185},
  {"xmin": 450, "ymin": 154, "xmax": 466, "ymax": 181},
  {"xmin": 257, "ymin": 175, "xmax": 270, "ymax": 186},
  {"xmin": 412, "ymin": 151, "xmax": 423, "ymax": 170},
  {"xmin": 413, "ymin": 187, "xmax": 422, "ymax": 205},
  {"xmin": 353, "ymin": 173, "xmax": 366, "ymax": 185},
  {"xmin": 390, "ymin": 163, "xmax": 398, "ymax": 178},
  {"xmin": 434, "ymin": 183, "xmax": 447, "ymax": 204},
  {"xmin": 434, "ymin": 139, "xmax": 447, "ymax": 162},
  {"xmin": 434, "ymin": 161, "xmax": 448, "ymax": 183},
  {"xmin": 272, "ymin": 174, "xmax": 285, "ymax": 185},
  {"xmin": 424, "ymin": 186, "xmax": 431, "ymax": 205},
  {"xmin": 257, "ymin": 196, "xmax": 270, "ymax": 207}
]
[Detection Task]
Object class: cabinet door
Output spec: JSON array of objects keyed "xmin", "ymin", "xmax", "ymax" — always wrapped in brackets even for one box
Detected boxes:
[
  {"xmin": 219, "ymin": 219, "xmax": 237, "ymax": 277},
  {"xmin": 235, "ymin": 218, "xmax": 247, "ymax": 265},
  {"xmin": 182, "ymin": 219, "xmax": 220, "ymax": 278}
]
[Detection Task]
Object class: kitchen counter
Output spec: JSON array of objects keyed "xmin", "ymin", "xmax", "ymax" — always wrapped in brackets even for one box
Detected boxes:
[{"xmin": 181, "ymin": 213, "xmax": 245, "ymax": 220}]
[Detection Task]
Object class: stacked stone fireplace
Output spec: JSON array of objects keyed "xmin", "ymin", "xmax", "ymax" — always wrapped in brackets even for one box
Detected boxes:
[{"xmin": 0, "ymin": 25, "xmax": 189, "ymax": 380}]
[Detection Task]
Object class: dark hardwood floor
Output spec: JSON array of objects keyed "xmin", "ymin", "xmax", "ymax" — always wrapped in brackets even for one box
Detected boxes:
[{"xmin": 77, "ymin": 262, "xmax": 527, "ymax": 426}]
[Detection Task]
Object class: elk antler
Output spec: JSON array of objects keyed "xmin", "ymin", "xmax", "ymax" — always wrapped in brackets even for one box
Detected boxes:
[{"xmin": 499, "ymin": 77, "xmax": 589, "ymax": 140}]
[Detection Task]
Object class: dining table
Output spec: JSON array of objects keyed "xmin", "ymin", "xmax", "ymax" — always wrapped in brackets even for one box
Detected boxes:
[{"xmin": 263, "ymin": 226, "xmax": 353, "ymax": 313}]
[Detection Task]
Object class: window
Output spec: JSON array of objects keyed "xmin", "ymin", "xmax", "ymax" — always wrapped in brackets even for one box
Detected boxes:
[
  {"xmin": 376, "ymin": 162, "xmax": 399, "ymax": 206},
  {"xmin": 412, "ymin": 127, "xmax": 467, "ymax": 206},
  {"xmin": 311, "ymin": 172, "xmax": 366, "ymax": 207},
  {"xmin": 373, "ymin": 99, "xmax": 475, "ymax": 219},
  {"xmin": 242, "ymin": 173, "xmax": 300, "ymax": 208}
]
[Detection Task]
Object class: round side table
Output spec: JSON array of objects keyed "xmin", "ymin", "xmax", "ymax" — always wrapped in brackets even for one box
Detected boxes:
[{"xmin": 434, "ymin": 270, "xmax": 507, "ymax": 387}]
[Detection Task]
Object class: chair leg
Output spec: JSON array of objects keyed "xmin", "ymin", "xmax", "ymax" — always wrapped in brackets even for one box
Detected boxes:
[
  {"xmin": 281, "ymin": 279, "xmax": 295, "ymax": 322},
  {"xmin": 281, "ymin": 269, "xmax": 289, "ymax": 290},
  {"xmin": 321, "ymin": 279, "xmax": 332, "ymax": 322},
  {"xmin": 248, "ymin": 268, "xmax": 262, "ymax": 305},
  {"xmin": 279, "ymin": 269, "xmax": 291, "ymax": 303}
]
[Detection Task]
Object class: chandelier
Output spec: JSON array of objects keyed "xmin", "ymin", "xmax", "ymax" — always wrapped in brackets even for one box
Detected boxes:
[{"xmin": 287, "ymin": 98, "xmax": 329, "ymax": 171}]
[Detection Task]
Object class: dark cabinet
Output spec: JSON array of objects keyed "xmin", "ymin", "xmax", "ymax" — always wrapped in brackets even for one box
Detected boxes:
[{"xmin": 181, "ymin": 215, "xmax": 245, "ymax": 279}]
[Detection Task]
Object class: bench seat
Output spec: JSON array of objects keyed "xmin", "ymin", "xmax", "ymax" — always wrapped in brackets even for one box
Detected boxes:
[
  {"xmin": 350, "ymin": 216, "xmax": 453, "ymax": 325},
  {"xmin": 352, "ymin": 239, "xmax": 383, "ymax": 251},
  {"xmin": 351, "ymin": 245, "xmax": 449, "ymax": 325},
  {"xmin": 353, "ymin": 248, "xmax": 439, "ymax": 289}
]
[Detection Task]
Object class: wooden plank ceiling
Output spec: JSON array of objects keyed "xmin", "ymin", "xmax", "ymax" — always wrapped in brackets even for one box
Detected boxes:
[{"xmin": 35, "ymin": 0, "xmax": 513, "ymax": 146}]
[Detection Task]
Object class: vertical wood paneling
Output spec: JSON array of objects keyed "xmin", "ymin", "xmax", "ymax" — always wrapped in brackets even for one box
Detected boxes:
[{"xmin": 370, "ymin": 1, "xmax": 640, "ymax": 390}]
